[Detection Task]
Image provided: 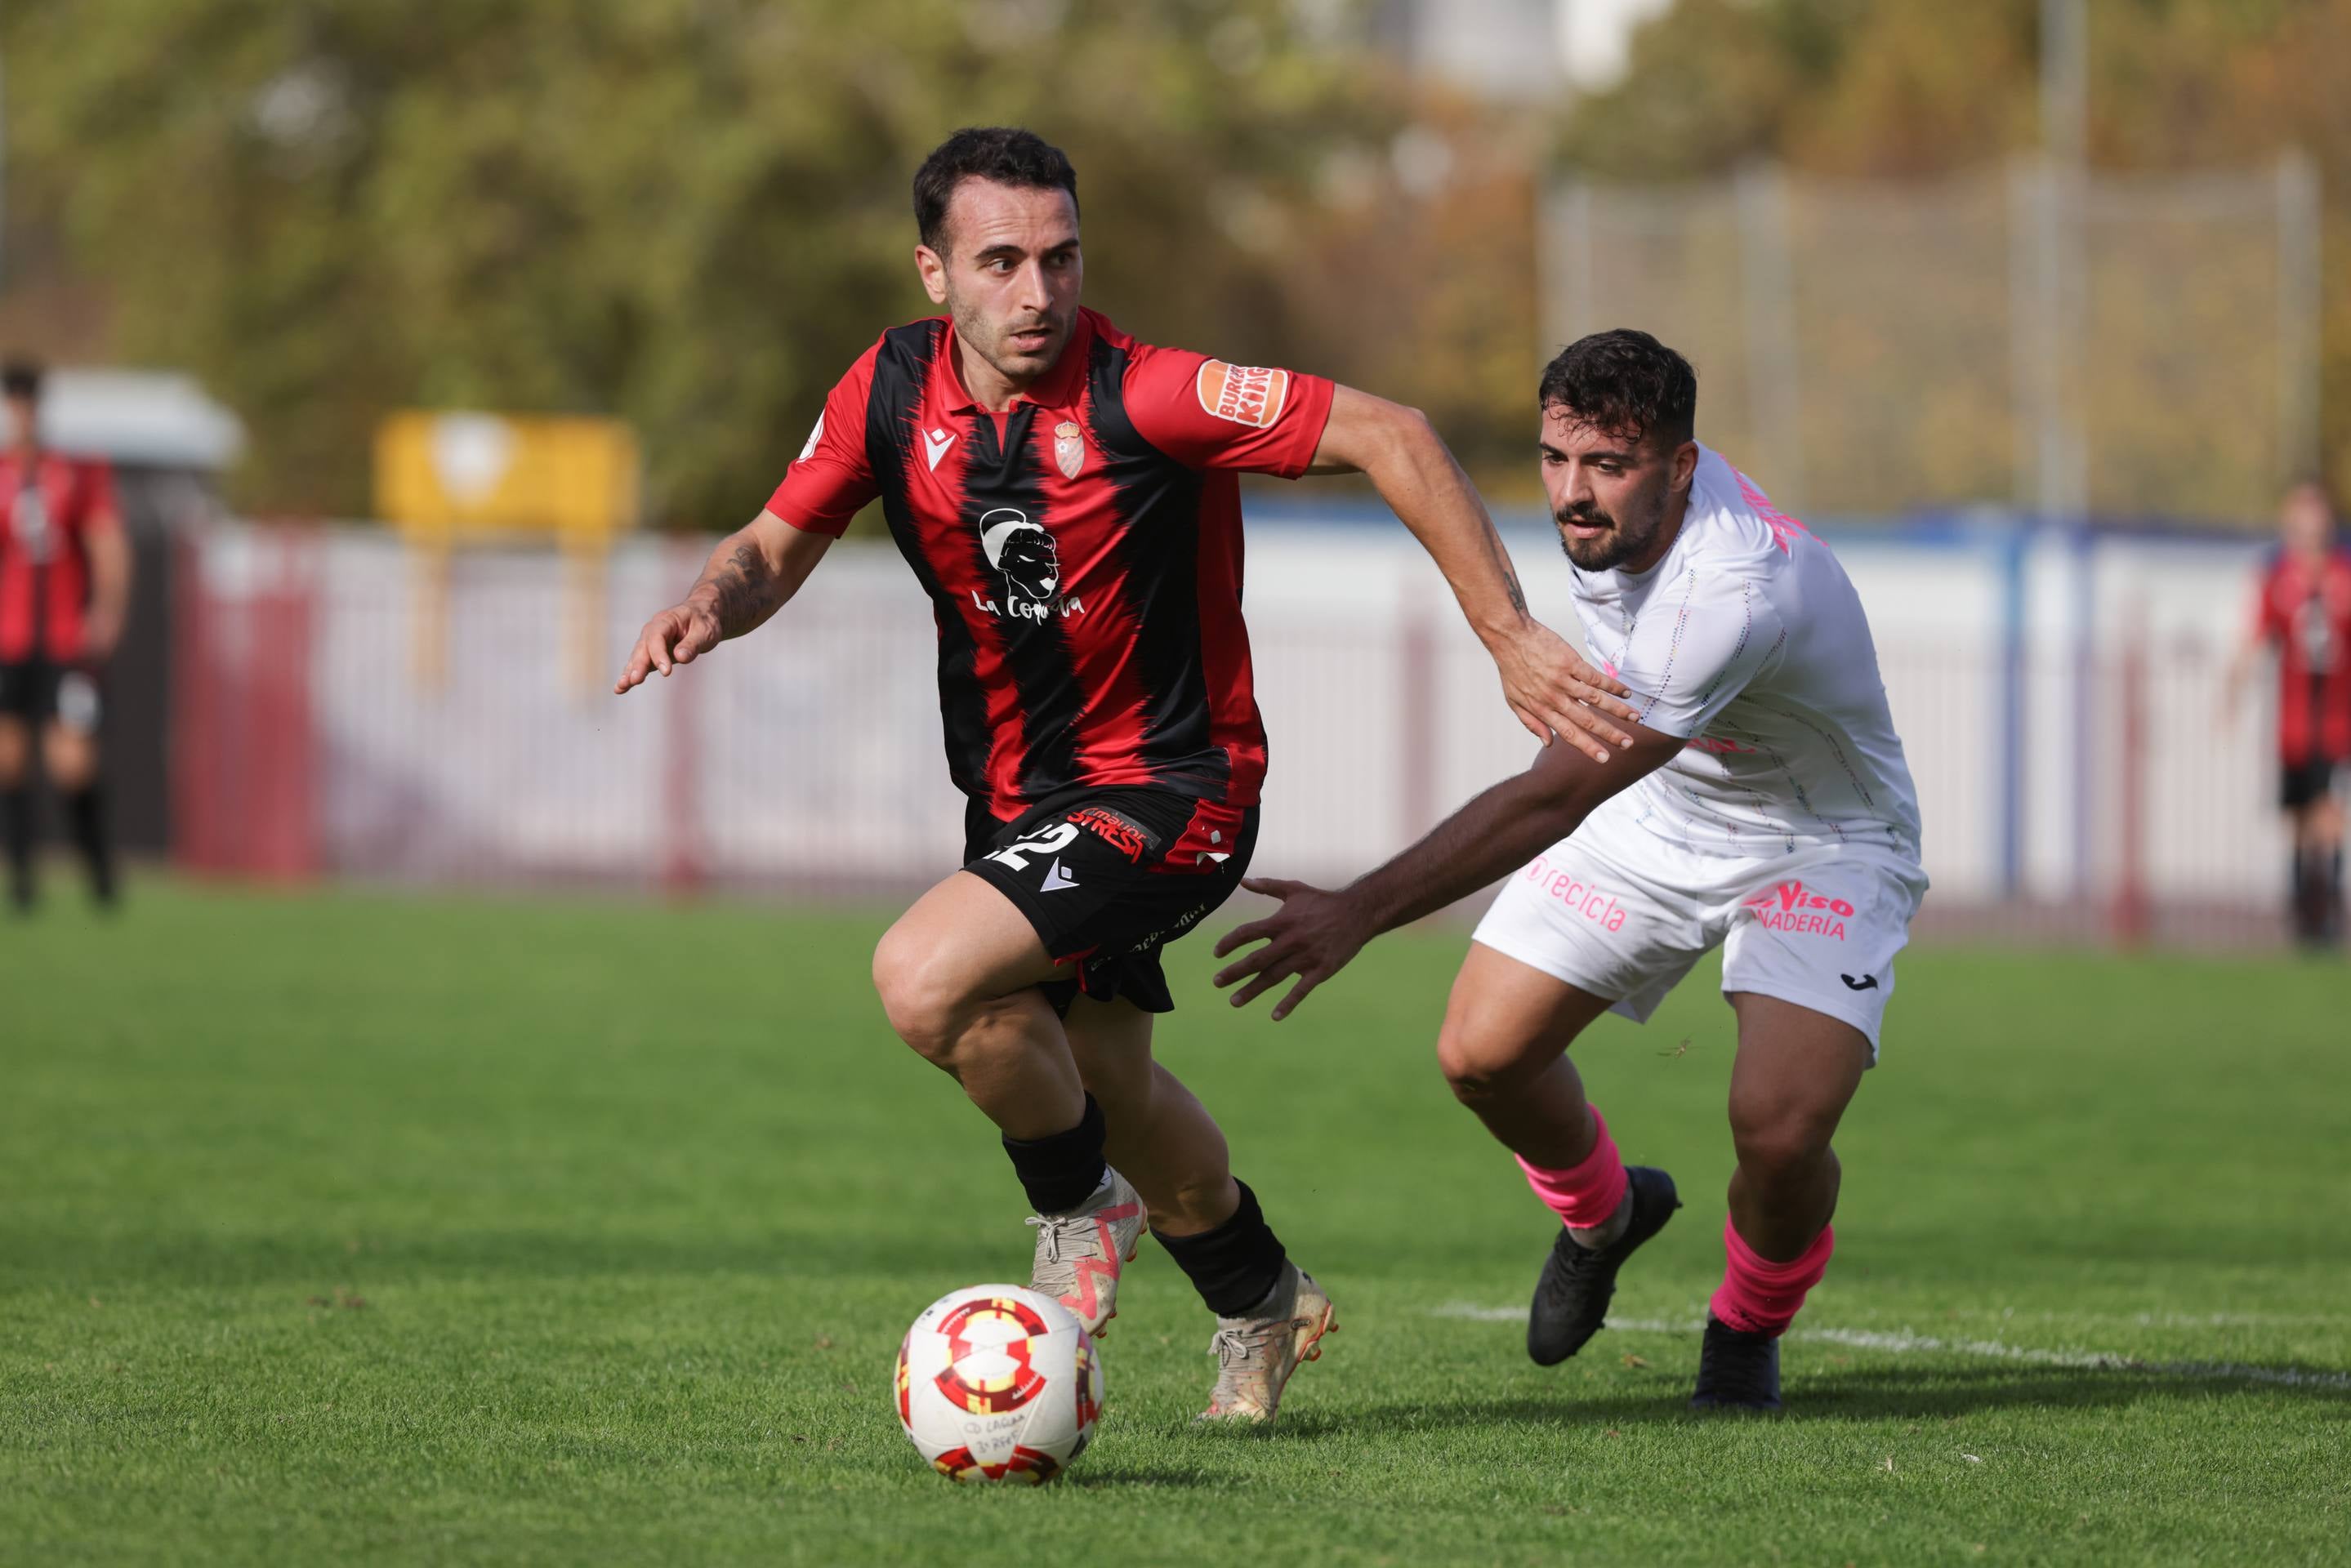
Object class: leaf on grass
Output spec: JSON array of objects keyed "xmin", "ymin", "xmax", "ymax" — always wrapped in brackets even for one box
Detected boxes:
[
  {"xmin": 1880, "ymin": 1457, "xmax": 1895, "ymax": 1472},
  {"xmin": 1962, "ymin": 1454, "xmax": 1983, "ymax": 1463},
  {"xmin": 1622, "ymin": 1353, "xmax": 1648, "ymax": 1369}
]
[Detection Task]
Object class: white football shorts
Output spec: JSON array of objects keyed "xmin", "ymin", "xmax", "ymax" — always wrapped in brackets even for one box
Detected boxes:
[{"xmin": 1470, "ymin": 823, "xmax": 1927, "ymax": 1062}]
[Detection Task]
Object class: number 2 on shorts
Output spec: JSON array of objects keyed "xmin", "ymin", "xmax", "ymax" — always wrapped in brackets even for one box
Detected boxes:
[{"xmin": 986, "ymin": 821, "xmax": 1081, "ymax": 872}]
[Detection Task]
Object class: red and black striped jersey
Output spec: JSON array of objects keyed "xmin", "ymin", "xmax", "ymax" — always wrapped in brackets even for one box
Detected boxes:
[
  {"xmin": 0, "ymin": 450, "xmax": 120, "ymax": 665},
  {"xmin": 2251, "ymin": 546, "xmax": 2351, "ymax": 764},
  {"xmin": 768, "ymin": 309, "xmax": 1334, "ymax": 824}
]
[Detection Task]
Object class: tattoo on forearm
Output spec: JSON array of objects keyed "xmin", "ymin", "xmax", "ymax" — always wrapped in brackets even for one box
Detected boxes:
[
  {"xmin": 1484, "ymin": 523, "xmax": 1528, "ymax": 616},
  {"xmin": 701, "ymin": 541, "xmax": 782, "ymax": 635}
]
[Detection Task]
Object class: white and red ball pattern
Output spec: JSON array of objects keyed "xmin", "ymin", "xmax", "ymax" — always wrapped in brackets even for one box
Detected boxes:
[{"xmin": 895, "ymin": 1284, "xmax": 1102, "ymax": 1485}]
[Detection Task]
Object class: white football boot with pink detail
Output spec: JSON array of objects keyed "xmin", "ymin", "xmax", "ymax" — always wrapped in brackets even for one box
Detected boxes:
[
  {"xmin": 1026, "ymin": 1166, "xmax": 1148, "ymax": 1339},
  {"xmin": 1198, "ymin": 1262, "xmax": 1338, "ymax": 1424}
]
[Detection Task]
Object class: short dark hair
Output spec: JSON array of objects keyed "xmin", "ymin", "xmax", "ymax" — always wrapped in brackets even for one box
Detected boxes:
[
  {"xmin": 1538, "ymin": 330, "xmax": 1696, "ymax": 449},
  {"xmin": 1, "ymin": 357, "xmax": 42, "ymax": 399},
  {"xmin": 912, "ymin": 127, "xmax": 1079, "ymax": 254}
]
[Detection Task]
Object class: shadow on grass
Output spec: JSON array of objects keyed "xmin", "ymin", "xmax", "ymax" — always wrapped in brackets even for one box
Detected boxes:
[
  {"xmin": 1068, "ymin": 1464, "xmax": 1220, "ymax": 1490},
  {"xmin": 0, "ymin": 1226, "xmax": 1003, "ymax": 1292},
  {"xmin": 1272, "ymin": 1361, "xmax": 2351, "ymax": 1437}
]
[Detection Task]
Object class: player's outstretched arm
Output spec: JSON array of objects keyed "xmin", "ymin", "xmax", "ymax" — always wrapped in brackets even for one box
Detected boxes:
[
  {"xmin": 613, "ymin": 509, "xmax": 832, "ymax": 693},
  {"xmin": 1212, "ymin": 717, "xmax": 1684, "ymax": 1019},
  {"xmin": 1308, "ymin": 385, "xmax": 1638, "ymax": 761}
]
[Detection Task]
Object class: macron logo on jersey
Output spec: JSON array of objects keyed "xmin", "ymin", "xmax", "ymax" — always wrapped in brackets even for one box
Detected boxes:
[{"xmin": 923, "ymin": 427, "xmax": 957, "ymax": 471}]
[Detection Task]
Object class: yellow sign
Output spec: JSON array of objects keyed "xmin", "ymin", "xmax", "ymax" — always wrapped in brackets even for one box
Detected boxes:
[{"xmin": 375, "ymin": 411, "xmax": 640, "ymax": 544}]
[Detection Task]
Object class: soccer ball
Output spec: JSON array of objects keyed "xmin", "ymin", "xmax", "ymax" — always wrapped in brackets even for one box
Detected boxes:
[{"xmin": 894, "ymin": 1283, "xmax": 1102, "ymax": 1485}]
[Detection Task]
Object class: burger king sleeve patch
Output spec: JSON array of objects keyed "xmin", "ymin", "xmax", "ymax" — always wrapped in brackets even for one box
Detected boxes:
[{"xmin": 1121, "ymin": 344, "xmax": 1335, "ymax": 479}]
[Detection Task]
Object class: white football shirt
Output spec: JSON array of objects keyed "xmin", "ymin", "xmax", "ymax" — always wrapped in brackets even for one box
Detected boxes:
[{"xmin": 1570, "ymin": 446, "xmax": 1922, "ymax": 862}]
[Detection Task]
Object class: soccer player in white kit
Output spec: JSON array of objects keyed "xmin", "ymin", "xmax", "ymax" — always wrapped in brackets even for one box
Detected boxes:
[{"xmin": 1213, "ymin": 330, "xmax": 1925, "ymax": 1410}]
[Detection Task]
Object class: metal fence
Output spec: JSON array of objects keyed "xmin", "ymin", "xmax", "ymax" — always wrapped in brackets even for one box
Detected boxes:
[
  {"xmin": 1541, "ymin": 157, "xmax": 2323, "ymax": 523},
  {"xmin": 172, "ymin": 521, "xmax": 2306, "ymax": 948}
]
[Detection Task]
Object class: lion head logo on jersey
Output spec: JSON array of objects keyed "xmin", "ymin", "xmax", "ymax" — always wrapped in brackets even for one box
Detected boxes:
[{"xmin": 979, "ymin": 508, "xmax": 1060, "ymax": 606}]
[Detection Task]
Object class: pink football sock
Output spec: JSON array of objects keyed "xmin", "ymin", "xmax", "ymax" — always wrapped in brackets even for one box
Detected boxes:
[
  {"xmin": 1710, "ymin": 1214, "xmax": 1835, "ymax": 1338},
  {"xmin": 1515, "ymin": 1107, "xmax": 1629, "ymax": 1230}
]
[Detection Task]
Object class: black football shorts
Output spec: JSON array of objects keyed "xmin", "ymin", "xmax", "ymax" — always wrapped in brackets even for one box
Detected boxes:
[
  {"xmin": 0, "ymin": 661, "xmax": 102, "ymax": 731},
  {"xmin": 963, "ymin": 786, "xmax": 1260, "ymax": 1016},
  {"xmin": 2281, "ymin": 755, "xmax": 2344, "ymax": 811}
]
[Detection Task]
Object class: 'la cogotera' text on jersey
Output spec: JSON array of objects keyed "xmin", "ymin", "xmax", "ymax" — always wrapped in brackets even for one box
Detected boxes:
[
  {"xmin": 768, "ymin": 308, "xmax": 1334, "ymax": 825},
  {"xmin": 1570, "ymin": 446, "xmax": 1922, "ymax": 862}
]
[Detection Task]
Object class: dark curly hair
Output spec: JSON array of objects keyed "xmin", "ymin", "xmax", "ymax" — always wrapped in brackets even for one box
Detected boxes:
[
  {"xmin": 1538, "ymin": 329, "xmax": 1697, "ymax": 449},
  {"xmin": 912, "ymin": 127, "xmax": 1079, "ymax": 254}
]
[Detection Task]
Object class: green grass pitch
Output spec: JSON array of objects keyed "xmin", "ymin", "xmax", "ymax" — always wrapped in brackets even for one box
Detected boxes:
[{"xmin": 3, "ymin": 882, "xmax": 2345, "ymax": 1565}]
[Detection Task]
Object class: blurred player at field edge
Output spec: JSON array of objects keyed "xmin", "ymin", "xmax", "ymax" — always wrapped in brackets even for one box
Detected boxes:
[
  {"xmin": 0, "ymin": 358, "xmax": 131, "ymax": 913},
  {"xmin": 614, "ymin": 129, "xmax": 1636, "ymax": 1423},
  {"xmin": 1217, "ymin": 332, "xmax": 1925, "ymax": 1411},
  {"xmin": 2230, "ymin": 481, "xmax": 2349, "ymax": 947}
]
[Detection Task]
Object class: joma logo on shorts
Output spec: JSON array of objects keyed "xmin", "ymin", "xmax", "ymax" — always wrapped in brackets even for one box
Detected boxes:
[
  {"xmin": 1744, "ymin": 880, "xmax": 1852, "ymax": 939},
  {"xmin": 1523, "ymin": 856, "xmax": 1627, "ymax": 933}
]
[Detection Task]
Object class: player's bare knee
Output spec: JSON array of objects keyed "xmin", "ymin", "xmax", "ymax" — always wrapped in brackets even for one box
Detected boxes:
[
  {"xmin": 1435, "ymin": 1020, "xmax": 1537, "ymax": 1103},
  {"xmin": 1729, "ymin": 1105, "xmax": 1836, "ymax": 1182},
  {"xmin": 871, "ymin": 929, "xmax": 973, "ymax": 1066},
  {"xmin": 44, "ymin": 737, "xmax": 95, "ymax": 791}
]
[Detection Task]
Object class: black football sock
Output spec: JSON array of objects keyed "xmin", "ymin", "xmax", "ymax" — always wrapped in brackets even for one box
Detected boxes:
[
  {"xmin": 1155, "ymin": 1179, "xmax": 1288, "ymax": 1318},
  {"xmin": 2326, "ymin": 847, "xmax": 2345, "ymax": 940},
  {"xmin": 1002, "ymin": 1094, "xmax": 1108, "ymax": 1215},
  {"xmin": 64, "ymin": 785, "xmax": 116, "ymax": 906},
  {"xmin": 2289, "ymin": 849, "xmax": 2317, "ymax": 941},
  {"xmin": 1, "ymin": 787, "xmax": 32, "ymax": 907}
]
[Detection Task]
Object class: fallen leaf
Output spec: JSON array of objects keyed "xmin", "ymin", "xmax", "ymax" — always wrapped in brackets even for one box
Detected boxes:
[
  {"xmin": 1622, "ymin": 1353, "xmax": 1649, "ymax": 1369},
  {"xmin": 1880, "ymin": 1457, "xmax": 1895, "ymax": 1472},
  {"xmin": 1962, "ymin": 1454, "xmax": 1983, "ymax": 1463}
]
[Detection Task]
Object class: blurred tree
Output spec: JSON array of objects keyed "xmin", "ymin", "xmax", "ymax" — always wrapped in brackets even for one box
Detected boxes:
[
  {"xmin": 1557, "ymin": 0, "xmax": 2351, "ymax": 516},
  {"xmin": 16, "ymin": 0, "xmax": 2351, "ymax": 520},
  {"xmin": 2, "ymin": 0, "xmax": 1404, "ymax": 522}
]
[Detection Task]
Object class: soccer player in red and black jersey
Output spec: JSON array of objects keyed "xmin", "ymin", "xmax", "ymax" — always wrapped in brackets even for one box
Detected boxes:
[
  {"xmin": 2233, "ymin": 480, "xmax": 2351, "ymax": 947},
  {"xmin": 615, "ymin": 128, "xmax": 1636, "ymax": 1423},
  {"xmin": 0, "ymin": 358, "xmax": 132, "ymax": 913}
]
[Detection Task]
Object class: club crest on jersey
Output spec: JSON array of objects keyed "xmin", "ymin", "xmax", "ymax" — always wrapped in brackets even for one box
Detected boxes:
[
  {"xmin": 1195, "ymin": 362, "xmax": 1289, "ymax": 429},
  {"xmin": 1053, "ymin": 421, "xmax": 1086, "ymax": 479},
  {"xmin": 973, "ymin": 507, "xmax": 1086, "ymax": 625}
]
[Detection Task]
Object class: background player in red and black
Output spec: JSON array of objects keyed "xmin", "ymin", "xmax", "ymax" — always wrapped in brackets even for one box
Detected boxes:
[
  {"xmin": 614, "ymin": 128, "xmax": 1636, "ymax": 1421},
  {"xmin": 2233, "ymin": 480, "xmax": 2351, "ymax": 947},
  {"xmin": 1, "ymin": 358, "xmax": 132, "ymax": 913}
]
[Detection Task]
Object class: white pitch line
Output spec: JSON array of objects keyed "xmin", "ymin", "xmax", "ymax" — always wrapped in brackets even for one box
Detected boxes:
[{"xmin": 1427, "ymin": 1306, "xmax": 2351, "ymax": 1391}]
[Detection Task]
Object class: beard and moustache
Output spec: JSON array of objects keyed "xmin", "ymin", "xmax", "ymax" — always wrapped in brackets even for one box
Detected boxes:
[
  {"xmin": 947, "ymin": 288, "xmax": 1073, "ymax": 385},
  {"xmin": 1555, "ymin": 492, "xmax": 1667, "ymax": 572}
]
